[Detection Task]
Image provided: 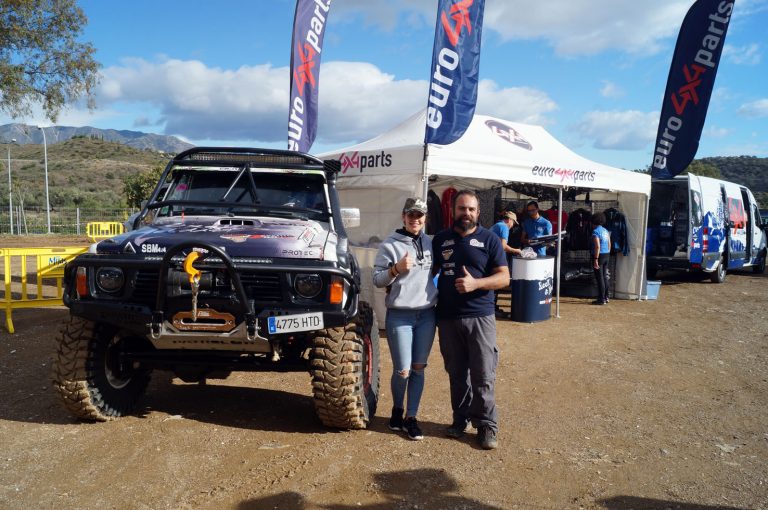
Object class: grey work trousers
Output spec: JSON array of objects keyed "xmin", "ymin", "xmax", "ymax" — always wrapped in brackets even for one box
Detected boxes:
[{"xmin": 438, "ymin": 315, "xmax": 499, "ymax": 433}]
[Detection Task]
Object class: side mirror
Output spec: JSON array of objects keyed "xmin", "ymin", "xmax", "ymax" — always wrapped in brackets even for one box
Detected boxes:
[{"xmin": 340, "ymin": 207, "xmax": 360, "ymax": 229}]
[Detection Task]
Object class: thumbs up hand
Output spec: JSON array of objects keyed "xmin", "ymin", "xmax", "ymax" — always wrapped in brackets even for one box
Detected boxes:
[
  {"xmin": 455, "ymin": 265, "xmax": 478, "ymax": 294},
  {"xmin": 395, "ymin": 253, "xmax": 413, "ymax": 274}
]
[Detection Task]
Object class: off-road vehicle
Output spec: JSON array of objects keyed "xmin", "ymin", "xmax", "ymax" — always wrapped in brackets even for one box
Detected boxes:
[{"xmin": 53, "ymin": 147, "xmax": 379, "ymax": 429}]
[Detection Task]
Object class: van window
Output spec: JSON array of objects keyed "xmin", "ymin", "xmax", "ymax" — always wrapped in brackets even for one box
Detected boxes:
[{"xmin": 727, "ymin": 197, "xmax": 746, "ymax": 229}]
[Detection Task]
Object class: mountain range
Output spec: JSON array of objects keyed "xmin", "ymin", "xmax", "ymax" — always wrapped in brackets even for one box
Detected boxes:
[{"xmin": 0, "ymin": 123, "xmax": 194, "ymax": 154}]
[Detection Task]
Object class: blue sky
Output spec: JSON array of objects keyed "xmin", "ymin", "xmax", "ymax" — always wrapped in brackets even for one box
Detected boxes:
[{"xmin": 5, "ymin": 0, "xmax": 768, "ymax": 170}]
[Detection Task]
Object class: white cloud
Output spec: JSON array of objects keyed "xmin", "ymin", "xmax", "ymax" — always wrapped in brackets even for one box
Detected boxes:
[
  {"xmin": 92, "ymin": 58, "xmax": 558, "ymax": 146},
  {"xmin": 573, "ymin": 110, "xmax": 658, "ymax": 150},
  {"xmin": 335, "ymin": 0, "xmax": 692, "ymax": 56},
  {"xmin": 737, "ymin": 98, "xmax": 768, "ymax": 118},
  {"xmin": 476, "ymin": 82, "xmax": 558, "ymax": 125},
  {"xmin": 723, "ymin": 43, "xmax": 762, "ymax": 65},
  {"xmin": 599, "ymin": 81, "xmax": 624, "ymax": 99},
  {"xmin": 703, "ymin": 126, "xmax": 731, "ymax": 139}
]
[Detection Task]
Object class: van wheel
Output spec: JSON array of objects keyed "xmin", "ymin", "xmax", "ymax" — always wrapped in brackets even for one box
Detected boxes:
[
  {"xmin": 710, "ymin": 257, "xmax": 727, "ymax": 283},
  {"xmin": 753, "ymin": 251, "xmax": 766, "ymax": 274}
]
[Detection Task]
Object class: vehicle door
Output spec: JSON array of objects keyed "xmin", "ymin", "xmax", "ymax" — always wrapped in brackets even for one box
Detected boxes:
[
  {"xmin": 723, "ymin": 183, "xmax": 748, "ymax": 268},
  {"xmin": 749, "ymin": 198, "xmax": 766, "ymax": 264},
  {"xmin": 697, "ymin": 176, "xmax": 725, "ymax": 271}
]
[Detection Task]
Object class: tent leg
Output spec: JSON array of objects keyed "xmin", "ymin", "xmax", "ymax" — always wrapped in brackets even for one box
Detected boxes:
[{"xmin": 555, "ymin": 187, "xmax": 562, "ymax": 318}]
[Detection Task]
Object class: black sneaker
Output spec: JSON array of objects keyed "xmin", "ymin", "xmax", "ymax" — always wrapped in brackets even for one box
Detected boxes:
[
  {"xmin": 446, "ymin": 420, "xmax": 469, "ymax": 439},
  {"xmin": 403, "ymin": 417, "xmax": 424, "ymax": 441},
  {"xmin": 478, "ymin": 426, "xmax": 498, "ymax": 450},
  {"xmin": 591, "ymin": 300, "xmax": 606, "ymax": 305},
  {"xmin": 389, "ymin": 407, "xmax": 404, "ymax": 431}
]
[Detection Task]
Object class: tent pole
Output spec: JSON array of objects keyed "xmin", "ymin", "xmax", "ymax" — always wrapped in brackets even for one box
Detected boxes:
[
  {"xmin": 555, "ymin": 186, "xmax": 562, "ymax": 318},
  {"xmin": 638, "ymin": 193, "xmax": 650, "ymax": 300},
  {"xmin": 421, "ymin": 143, "xmax": 429, "ymax": 200}
]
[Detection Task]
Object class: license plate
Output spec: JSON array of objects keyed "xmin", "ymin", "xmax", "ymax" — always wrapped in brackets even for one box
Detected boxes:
[{"xmin": 267, "ymin": 312, "xmax": 324, "ymax": 334}]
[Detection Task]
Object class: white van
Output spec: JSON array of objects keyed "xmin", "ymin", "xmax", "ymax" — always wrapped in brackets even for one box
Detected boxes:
[{"xmin": 647, "ymin": 173, "xmax": 767, "ymax": 282}]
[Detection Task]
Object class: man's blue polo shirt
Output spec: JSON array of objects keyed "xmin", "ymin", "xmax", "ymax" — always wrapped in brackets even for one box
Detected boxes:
[
  {"xmin": 433, "ymin": 226, "xmax": 507, "ymax": 319},
  {"xmin": 523, "ymin": 216, "xmax": 552, "ymax": 257}
]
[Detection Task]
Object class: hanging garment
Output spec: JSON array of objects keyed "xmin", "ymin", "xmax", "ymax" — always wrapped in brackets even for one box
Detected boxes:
[
  {"xmin": 441, "ymin": 187, "xmax": 457, "ymax": 229},
  {"xmin": 542, "ymin": 208, "xmax": 569, "ymax": 234},
  {"xmin": 566, "ymin": 208, "xmax": 593, "ymax": 250},
  {"xmin": 426, "ymin": 189, "xmax": 443, "ymax": 235},
  {"xmin": 604, "ymin": 207, "xmax": 629, "ymax": 255}
]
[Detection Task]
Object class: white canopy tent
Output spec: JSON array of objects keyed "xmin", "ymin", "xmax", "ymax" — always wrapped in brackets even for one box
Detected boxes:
[{"xmin": 319, "ymin": 110, "xmax": 651, "ymax": 305}]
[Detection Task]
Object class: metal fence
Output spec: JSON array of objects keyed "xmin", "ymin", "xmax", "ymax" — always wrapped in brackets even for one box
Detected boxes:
[{"xmin": 0, "ymin": 206, "xmax": 136, "ymax": 235}]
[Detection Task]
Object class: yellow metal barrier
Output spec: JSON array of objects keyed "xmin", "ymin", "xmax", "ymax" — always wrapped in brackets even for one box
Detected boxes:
[
  {"xmin": 1, "ymin": 246, "xmax": 88, "ymax": 333},
  {"xmin": 86, "ymin": 221, "xmax": 124, "ymax": 242}
]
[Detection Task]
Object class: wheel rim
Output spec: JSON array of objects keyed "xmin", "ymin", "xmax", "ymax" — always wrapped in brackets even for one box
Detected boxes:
[
  {"xmin": 363, "ymin": 332, "xmax": 373, "ymax": 393},
  {"xmin": 104, "ymin": 336, "xmax": 132, "ymax": 389}
]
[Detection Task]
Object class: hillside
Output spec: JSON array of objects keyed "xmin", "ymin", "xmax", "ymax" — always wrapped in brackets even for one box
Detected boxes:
[
  {"xmin": 0, "ymin": 123, "xmax": 194, "ymax": 153},
  {"xmin": 698, "ymin": 155, "xmax": 768, "ymax": 192},
  {"xmin": 2, "ymin": 138, "xmax": 170, "ymax": 209}
]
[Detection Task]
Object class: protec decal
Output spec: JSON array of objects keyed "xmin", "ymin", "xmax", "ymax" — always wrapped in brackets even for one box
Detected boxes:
[{"xmin": 485, "ymin": 120, "xmax": 532, "ymax": 150}]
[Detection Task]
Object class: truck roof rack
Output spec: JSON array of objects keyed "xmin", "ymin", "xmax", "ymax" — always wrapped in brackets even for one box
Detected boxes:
[{"xmin": 172, "ymin": 147, "xmax": 324, "ymax": 168}]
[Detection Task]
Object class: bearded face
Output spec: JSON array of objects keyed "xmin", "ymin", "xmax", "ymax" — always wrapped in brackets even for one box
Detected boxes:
[{"xmin": 453, "ymin": 194, "xmax": 479, "ymax": 233}]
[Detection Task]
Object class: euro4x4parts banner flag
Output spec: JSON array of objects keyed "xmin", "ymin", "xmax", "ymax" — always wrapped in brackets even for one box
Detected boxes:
[
  {"xmin": 288, "ymin": 0, "xmax": 331, "ymax": 153},
  {"xmin": 651, "ymin": 0, "xmax": 735, "ymax": 179},
  {"xmin": 424, "ymin": 0, "xmax": 485, "ymax": 146}
]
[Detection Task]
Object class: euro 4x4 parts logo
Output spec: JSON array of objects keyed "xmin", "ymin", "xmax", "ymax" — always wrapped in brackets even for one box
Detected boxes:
[
  {"xmin": 288, "ymin": 0, "xmax": 331, "ymax": 152},
  {"xmin": 339, "ymin": 151, "xmax": 393, "ymax": 174},
  {"xmin": 485, "ymin": 120, "xmax": 532, "ymax": 150}
]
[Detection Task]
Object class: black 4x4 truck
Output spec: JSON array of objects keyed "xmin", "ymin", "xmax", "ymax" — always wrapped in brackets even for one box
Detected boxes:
[{"xmin": 53, "ymin": 148, "xmax": 380, "ymax": 429}]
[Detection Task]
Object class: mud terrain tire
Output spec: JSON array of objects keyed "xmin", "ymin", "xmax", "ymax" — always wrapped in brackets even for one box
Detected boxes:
[
  {"xmin": 53, "ymin": 317, "xmax": 151, "ymax": 421},
  {"xmin": 310, "ymin": 301, "xmax": 380, "ymax": 429}
]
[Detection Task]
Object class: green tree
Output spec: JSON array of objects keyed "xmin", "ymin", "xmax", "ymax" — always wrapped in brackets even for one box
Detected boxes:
[
  {"xmin": 682, "ymin": 160, "xmax": 721, "ymax": 179},
  {"xmin": 0, "ymin": 0, "xmax": 100, "ymax": 121},
  {"xmin": 123, "ymin": 165, "xmax": 164, "ymax": 208}
]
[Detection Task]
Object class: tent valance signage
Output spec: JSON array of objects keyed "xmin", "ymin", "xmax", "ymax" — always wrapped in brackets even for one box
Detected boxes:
[
  {"xmin": 324, "ymin": 110, "xmax": 650, "ymax": 196},
  {"xmin": 319, "ymin": 110, "xmax": 651, "ymax": 301}
]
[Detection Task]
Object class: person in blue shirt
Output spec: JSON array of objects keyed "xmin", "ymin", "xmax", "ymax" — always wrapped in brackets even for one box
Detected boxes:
[
  {"xmin": 489, "ymin": 210, "xmax": 521, "ymax": 318},
  {"xmin": 591, "ymin": 212, "xmax": 612, "ymax": 305},
  {"xmin": 521, "ymin": 201, "xmax": 552, "ymax": 257}
]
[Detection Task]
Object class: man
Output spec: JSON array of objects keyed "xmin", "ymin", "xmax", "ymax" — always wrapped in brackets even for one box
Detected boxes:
[
  {"xmin": 489, "ymin": 210, "xmax": 521, "ymax": 318},
  {"xmin": 521, "ymin": 200, "xmax": 552, "ymax": 257},
  {"xmin": 432, "ymin": 190, "xmax": 509, "ymax": 450}
]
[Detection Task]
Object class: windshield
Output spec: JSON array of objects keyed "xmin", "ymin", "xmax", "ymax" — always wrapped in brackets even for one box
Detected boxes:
[{"xmin": 152, "ymin": 168, "xmax": 329, "ymax": 221}]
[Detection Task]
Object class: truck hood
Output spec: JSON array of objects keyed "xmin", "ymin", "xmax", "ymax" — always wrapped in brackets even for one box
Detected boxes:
[{"xmin": 96, "ymin": 216, "xmax": 337, "ymax": 261}]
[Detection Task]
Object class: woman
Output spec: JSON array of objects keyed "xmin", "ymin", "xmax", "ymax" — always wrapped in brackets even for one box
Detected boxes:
[{"xmin": 373, "ymin": 197, "xmax": 438, "ymax": 440}]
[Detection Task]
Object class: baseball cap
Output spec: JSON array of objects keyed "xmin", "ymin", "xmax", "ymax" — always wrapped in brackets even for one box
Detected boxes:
[
  {"xmin": 403, "ymin": 197, "xmax": 427, "ymax": 215},
  {"xmin": 503, "ymin": 211, "xmax": 517, "ymax": 223}
]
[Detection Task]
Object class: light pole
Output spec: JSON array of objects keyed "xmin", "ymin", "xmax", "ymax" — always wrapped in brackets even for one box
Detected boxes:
[
  {"xmin": 5, "ymin": 139, "xmax": 16, "ymax": 235},
  {"xmin": 38, "ymin": 126, "xmax": 51, "ymax": 234}
]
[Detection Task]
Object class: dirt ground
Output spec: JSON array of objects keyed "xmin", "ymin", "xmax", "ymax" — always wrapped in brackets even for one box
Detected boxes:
[{"xmin": 1, "ymin": 235, "xmax": 767, "ymax": 509}]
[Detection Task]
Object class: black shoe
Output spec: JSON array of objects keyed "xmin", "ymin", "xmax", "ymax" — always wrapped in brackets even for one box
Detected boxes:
[
  {"xmin": 478, "ymin": 426, "xmax": 498, "ymax": 450},
  {"xmin": 591, "ymin": 300, "xmax": 606, "ymax": 305},
  {"xmin": 403, "ymin": 417, "xmax": 424, "ymax": 441},
  {"xmin": 446, "ymin": 420, "xmax": 469, "ymax": 439},
  {"xmin": 389, "ymin": 407, "xmax": 404, "ymax": 431}
]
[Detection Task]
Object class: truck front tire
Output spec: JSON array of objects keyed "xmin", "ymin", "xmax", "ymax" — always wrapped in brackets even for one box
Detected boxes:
[
  {"xmin": 53, "ymin": 317, "xmax": 151, "ymax": 421},
  {"xmin": 309, "ymin": 302, "xmax": 380, "ymax": 429}
]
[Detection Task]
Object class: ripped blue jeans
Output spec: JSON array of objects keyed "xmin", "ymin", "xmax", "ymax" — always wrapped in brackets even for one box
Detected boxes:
[{"xmin": 385, "ymin": 307, "xmax": 436, "ymax": 418}]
